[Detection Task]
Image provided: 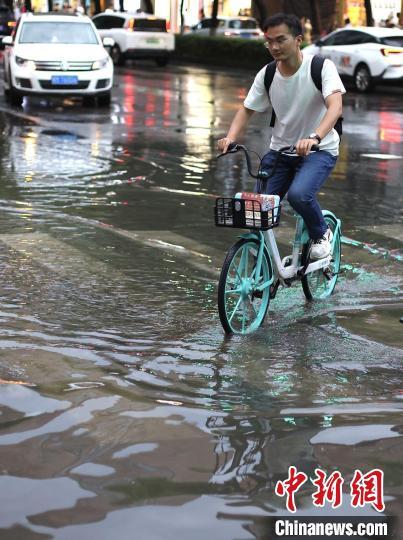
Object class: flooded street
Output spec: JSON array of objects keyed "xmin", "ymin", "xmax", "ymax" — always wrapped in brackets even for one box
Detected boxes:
[{"xmin": 0, "ymin": 63, "xmax": 402, "ymax": 539}]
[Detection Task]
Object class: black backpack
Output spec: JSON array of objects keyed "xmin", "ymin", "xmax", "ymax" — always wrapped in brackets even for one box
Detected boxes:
[{"xmin": 263, "ymin": 54, "xmax": 343, "ymax": 138}]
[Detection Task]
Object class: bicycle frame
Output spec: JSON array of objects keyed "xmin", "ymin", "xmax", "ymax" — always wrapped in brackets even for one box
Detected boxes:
[{"xmin": 241, "ymin": 213, "xmax": 341, "ymax": 287}]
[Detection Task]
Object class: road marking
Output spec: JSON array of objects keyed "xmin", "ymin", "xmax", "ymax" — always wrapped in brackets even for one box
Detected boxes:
[{"xmin": 360, "ymin": 153, "xmax": 402, "ymax": 159}]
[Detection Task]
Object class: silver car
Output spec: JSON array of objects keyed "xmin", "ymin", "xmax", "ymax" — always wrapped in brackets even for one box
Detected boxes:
[{"xmin": 191, "ymin": 16, "xmax": 264, "ymax": 40}]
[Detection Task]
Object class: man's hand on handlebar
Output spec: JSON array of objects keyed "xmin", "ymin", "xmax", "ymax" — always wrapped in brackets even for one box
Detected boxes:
[
  {"xmin": 295, "ymin": 138, "xmax": 319, "ymax": 157},
  {"xmin": 217, "ymin": 137, "xmax": 235, "ymax": 154}
]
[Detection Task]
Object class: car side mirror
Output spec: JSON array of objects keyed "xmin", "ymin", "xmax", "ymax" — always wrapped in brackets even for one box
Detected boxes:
[
  {"xmin": 315, "ymin": 39, "xmax": 324, "ymax": 47},
  {"xmin": 2, "ymin": 36, "xmax": 13, "ymax": 46},
  {"xmin": 102, "ymin": 36, "xmax": 114, "ymax": 49}
]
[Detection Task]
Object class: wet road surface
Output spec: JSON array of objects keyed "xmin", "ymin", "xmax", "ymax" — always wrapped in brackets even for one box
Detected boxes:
[{"xmin": 0, "ymin": 62, "xmax": 401, "ymax": 539}]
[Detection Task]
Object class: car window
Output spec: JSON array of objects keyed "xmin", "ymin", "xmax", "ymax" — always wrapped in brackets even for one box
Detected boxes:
[
  {"xmin": 332, "ymin": 31, "xmax": 357, "ymax": 45},
  {"xmin": 329, "ymin": 30, "xmax": 377, "ymax": 45},
  {"xmin": 19, "ymin": 22, "xmax": 99, "ymax": 44},
  {"xmin": 200, "ymin": 19, "xmax": 213, "ymax": 29},
  {"xmin": 131, "ymin": 18, "xmax": 167, "ymax": 32},
  {"xmin": 380, "ymin": 36, "xmax": 403, "ymax": 47},
  {"xmin": 228, "ymin": 19, "xmax": 258, "ymax": 29},
  {"xmin": 320, "ymin": 32, "xmax": 342, "ymax": 46},
  {"xmin": 93, "ymin": 15, "xmax": 125, "ymax": 30},
  {"xmin": 345, "ymin": 31, "xmax": 378, "ymax": 44}
]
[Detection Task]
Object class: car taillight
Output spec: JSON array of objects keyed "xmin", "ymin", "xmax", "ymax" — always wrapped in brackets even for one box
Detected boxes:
[
  {"xmin": 381, "ymin": 47, "xmax": 403, "ymax": 56},
  {"xmin": 7, "ymin": 21, "xmax": 16, "ymax": 27}
]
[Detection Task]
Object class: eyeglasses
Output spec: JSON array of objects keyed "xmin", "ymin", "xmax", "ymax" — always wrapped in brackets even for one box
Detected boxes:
[{"xmin": 264, "ymin": 35, "xmax": 297, "ymax": 48}]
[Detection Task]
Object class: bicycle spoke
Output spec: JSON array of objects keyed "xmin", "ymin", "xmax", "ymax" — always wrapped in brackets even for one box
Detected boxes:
[
  {"xmin": 225, "ymin": 287, "xmax": 242, "ymax": 295},
  {"xmin": 242, "ymin": 303, "xmax": 247, "ymax": 333},
  {"xmin": 228, "ymin": 296, "xmax": 243, "ymax": 324},
  {"xmin": 248, "ymin": 296, "xmax": 258, "ymax": 316}
]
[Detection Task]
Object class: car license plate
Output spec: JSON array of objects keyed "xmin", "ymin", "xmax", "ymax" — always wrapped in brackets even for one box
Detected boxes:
[
  {"xmin": 51, "ymin": 75, "xmax": 78, "ymax": 85},
  {"xmin": 146, "ymin": 37, "xmax": 160, "ymax": 44}
]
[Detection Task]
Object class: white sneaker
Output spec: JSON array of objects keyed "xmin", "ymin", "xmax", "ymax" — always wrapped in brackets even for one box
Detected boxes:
[{"xmin": 310, "ymin": 227, "xmax": 333, "ymax": 259}]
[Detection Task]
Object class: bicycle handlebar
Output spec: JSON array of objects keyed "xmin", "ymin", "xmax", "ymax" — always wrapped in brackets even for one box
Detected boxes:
[{"xmin": 217, "ymin": 142, "xmax": 319, "ymax": 180}]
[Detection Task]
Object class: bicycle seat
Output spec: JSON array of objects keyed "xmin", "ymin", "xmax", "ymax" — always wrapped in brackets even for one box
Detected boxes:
[{"xmin": 235, "ymin": 192, "xmax": 280, "ymax": 219}]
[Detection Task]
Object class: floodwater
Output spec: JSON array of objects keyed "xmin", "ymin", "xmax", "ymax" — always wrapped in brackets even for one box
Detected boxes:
[{"xmin": 0, "ymin": 64, "xmax": 401, "ymax": 539}]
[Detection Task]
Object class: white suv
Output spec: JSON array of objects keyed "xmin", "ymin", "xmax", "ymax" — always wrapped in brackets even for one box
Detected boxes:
[
  {"xmin": 3, "ymin": 12, "xmax": 114, "ymax": 106},
  {"xmin": 191, "ymin": 17, "xmax": 264, "ymax": 40},
  {"xmin": 304, "ymin": 26, "xmax": 403, "ymax": 92},
  {"xmin": 92, "ymin": 11, "xmax": 175, "ymax": 66}
]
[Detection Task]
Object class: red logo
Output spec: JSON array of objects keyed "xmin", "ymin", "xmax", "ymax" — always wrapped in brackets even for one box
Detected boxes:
[
  {"xmin": 350, "ymin": 469, "xmax": 385, "ymax": 512},
  {"xmin": 275, "ymin": 466, "xmax": 308, "ymax": 513},
  {"xmin": 312, "ymin": 469, "xmax": 344, "ymax": 508},
  {"xmin": 275, "ymin": 467, "xmax": 385, "ymax": 513}
]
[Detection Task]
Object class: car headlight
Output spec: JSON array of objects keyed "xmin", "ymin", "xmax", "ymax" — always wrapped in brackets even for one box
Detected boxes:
[
  {"xmin": 15, "ymin": 56, "xmax": 36, "ymax": 70},
  {"xmin": 92, "ymin": 57, "xmax": 109, "ymax": 70}
]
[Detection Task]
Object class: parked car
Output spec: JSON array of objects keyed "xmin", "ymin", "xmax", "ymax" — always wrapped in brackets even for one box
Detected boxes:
[
  {"xmin": 92, "ymin": 11, "xmax": 175, "ymax": 66},
  {"xmin": 2, "ymin": 12, "xmax": 114, "ymax": 107},
  {"xmin": 303, "ymin": 26, "xmax": 403, "ymax": 92},
  {"xmin": 190, "ymin": 16, "xmax": 264, "ymax": 39},
  {"xmin": 0, "ymin": 2, "xmax": 15, "ymax": 42}
]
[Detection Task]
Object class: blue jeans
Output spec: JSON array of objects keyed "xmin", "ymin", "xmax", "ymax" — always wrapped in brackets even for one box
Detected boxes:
[{"xmin": 255, "ymin": 150, "xmax": 337, "ymax": 240}]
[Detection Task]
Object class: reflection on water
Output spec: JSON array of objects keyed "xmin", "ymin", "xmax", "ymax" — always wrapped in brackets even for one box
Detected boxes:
[{"xmin": 0, "ymin": 67, "xmax": 401, "ymax": 538}]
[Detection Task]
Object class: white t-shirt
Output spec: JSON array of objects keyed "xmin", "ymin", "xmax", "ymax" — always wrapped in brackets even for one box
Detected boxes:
[{"xmin": 243, "ymin": 54, "xmax": 346, "ymax": 156}]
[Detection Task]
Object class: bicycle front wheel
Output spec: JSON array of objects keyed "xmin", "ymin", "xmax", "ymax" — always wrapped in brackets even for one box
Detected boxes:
[
  {"xmin": 301, "ymin": 215, "xmax": 341, "ymax": 301},
  {"xmin": 218, "ymin": 238, "xmax": 272, "ymax": 335}
]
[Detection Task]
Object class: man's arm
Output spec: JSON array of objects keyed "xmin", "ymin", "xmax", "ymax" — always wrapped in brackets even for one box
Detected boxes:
[
  {"xmin": 217, "ymin": 105, "xmax": 255, "ymax": 153},
  {"xmin": 295, "ymin": 91, "xmax": 343, "ymax": 157}
]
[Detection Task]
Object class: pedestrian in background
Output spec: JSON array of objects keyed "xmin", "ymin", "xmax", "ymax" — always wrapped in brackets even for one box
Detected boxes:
[{"xmin": 301, "ymin": 16, "xmax": 312, "ymax": 44}]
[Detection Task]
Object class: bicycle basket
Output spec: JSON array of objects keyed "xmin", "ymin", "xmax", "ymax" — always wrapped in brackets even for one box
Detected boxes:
[{"xmin": 215, "ymin": 196, "xmax": 281, "ymax": 231}]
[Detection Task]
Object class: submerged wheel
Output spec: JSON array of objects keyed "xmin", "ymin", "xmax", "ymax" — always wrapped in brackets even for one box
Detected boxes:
[
  {"xmin": 218, "ymin": 237, "xmax": 272, "ymax": 335},
  {"xmin": 97, "ymin": 92, "xmax": 111, "ymax": 107},
  {"xmin": 354, "ymin": 63, "xmax": 373, "ymax": 93},
  {"xmin": 155, "ymin": 57, "xmax": 168, "ymax": 67},
  {"xmin": 110, "ymin": 45, "xmax": 125, "ymax": 66},
  {"xmin": 301, "ymin": 215, "xmax": 341, "ymax": 301}
]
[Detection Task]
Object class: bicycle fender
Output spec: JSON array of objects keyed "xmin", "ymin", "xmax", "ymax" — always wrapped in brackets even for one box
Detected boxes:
[
  {"xmin": 301, "ymin": 211, "xmax": 342, "ymax": 243},
  {"xmin": 322, "ymin": 210, "xmax": 342, "ymax": 236}
]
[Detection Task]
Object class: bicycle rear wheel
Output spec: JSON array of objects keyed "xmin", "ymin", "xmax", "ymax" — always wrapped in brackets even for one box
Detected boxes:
[
  {"xmin": 301, "ymin": 215, "xmax": 341, "ymax": 301},
  {"xmin": 218, "ymin": 237, "xmax": 272, "ymax": 334}
]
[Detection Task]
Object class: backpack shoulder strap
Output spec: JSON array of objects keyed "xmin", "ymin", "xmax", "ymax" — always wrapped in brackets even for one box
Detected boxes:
[
  {"xmin": 263, "ymin": 60, "xmax": 277, "ymax": 128},
  {"xmin": 310, "ymin": 54, "xmax": 325, "ymax": 93},
  {"xmin": 311, "ymin": 55, "xmax": 343, "ymax": 137}
]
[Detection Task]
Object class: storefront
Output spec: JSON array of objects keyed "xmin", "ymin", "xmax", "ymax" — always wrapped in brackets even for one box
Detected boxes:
[
  {"xmin": 154, "ymin": 0, "xmax": 253, "ymax": 32},
  {"xmin": 342, "ymin": 0, "xmax": 367, "ymax": 25},
  {"xmin": 370, "ymin": 0, "xmax": 400, "ymax": 24}
]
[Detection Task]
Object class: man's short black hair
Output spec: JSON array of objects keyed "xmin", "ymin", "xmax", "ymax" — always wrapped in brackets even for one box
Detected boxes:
[{"xmin": 263, "ymin": 13, "xmax": 303, "ymax": 37}]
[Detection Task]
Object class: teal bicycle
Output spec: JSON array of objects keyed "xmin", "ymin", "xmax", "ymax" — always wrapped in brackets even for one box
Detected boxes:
[{"xmin": 215, "ymin": 143, "xmax": 342, "ymax": 335}]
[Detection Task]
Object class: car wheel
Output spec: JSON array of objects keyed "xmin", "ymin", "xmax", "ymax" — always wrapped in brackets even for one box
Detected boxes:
[
  {"xmin": 9, "ymin": 87, "xmax": 23, "ymax": 107},
  {"xmin": 82, "ymin": 95, "xmax": 96, "ymax": 107},
  {"xmin": 110, "ymin": 45, "xmax": 125, "ymax": 66},
  {"xmin": 354, "ymin": 63, "xmax": 374, "ymax": 93},
  {"xmin": 97, "ymin": 92, "xmax": 111, "ymax": 107},
  {"xmin": 155, "ymin": 57, "xmax": 168, "ymax": 67}
]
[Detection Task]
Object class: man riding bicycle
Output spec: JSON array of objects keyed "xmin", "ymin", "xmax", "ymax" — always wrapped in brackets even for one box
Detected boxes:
[{"xmin": 217, "ymin": 13, "xmax": 345, "ymax": 260}]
